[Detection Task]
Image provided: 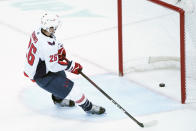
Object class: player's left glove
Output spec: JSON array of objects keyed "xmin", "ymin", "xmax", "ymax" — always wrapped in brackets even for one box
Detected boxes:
[{"xmin": 68, "ymin": 62, "xmax": 83, "ymax": 75}]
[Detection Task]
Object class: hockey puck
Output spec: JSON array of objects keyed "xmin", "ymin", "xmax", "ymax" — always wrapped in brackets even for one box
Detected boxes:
[{"xmin": 159, "ymin": 83, "xmax": 165, "ymax": 87}]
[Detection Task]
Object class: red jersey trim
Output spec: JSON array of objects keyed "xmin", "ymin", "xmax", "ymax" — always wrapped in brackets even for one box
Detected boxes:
[{"xmin": 24, "ymin": 72, "xmax": 35, "ymax": 82}]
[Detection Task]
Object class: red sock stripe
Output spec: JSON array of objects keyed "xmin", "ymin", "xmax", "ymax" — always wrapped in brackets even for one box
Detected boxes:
[{"xmin": 76, "ymin": 94, "xmax": 85, "ymax": 104}]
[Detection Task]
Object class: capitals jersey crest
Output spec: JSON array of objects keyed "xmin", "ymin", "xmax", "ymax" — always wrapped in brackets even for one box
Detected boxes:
[{"xmin": 48, "ymin": 41, "xmax": 55, "ymax": 45}]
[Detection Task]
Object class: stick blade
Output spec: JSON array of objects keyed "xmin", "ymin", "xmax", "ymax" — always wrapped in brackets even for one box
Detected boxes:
[{"xmin": 143, "ymin": 120, "xmax": 158, "ymax": 128}]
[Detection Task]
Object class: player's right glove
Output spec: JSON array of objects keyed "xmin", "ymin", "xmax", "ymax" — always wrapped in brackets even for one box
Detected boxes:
[
  {"xmin": 58, "ymin": 47, "xmax": 66, "ymax": 61},
  {"xmin": 67, "ymin": 61, "xmax": 83, "ymax": 75}
]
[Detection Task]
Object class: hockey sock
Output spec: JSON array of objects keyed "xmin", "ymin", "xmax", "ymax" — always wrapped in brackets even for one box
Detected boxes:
[{"xmin": 79, "ymin": 99, "xmax": 93, "ymax": 111}]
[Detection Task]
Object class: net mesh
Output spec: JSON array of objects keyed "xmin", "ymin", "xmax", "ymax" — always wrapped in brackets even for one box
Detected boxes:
[
  {"xmin": 122, "ymin": 0, "xmax": 180, "ymax": 73},
  {"xmin": 181, "ymin": 0, "xmax": 196, "ymax": 102}
]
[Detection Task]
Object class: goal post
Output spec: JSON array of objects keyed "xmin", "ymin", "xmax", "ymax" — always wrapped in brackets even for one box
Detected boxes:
[
  {"xmin": 148, "ymin": 0, "xmax": 186, "ymax": 104},
  {"xmin": 117, "ymin": 0, "xmax": 196, "ymax": 104},
  {"xmin": 117, "ymin": 0, "xmax": 124, "ymax": 76}
]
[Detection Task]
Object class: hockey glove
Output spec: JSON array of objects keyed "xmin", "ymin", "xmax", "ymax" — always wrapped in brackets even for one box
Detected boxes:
[
  {"xmin": 58, "ymin": 47, "xmax": 66, "ymax": 61},
  {"xmin": 68, "ymin": 62, "xmax": 83, "ymax": 75}
]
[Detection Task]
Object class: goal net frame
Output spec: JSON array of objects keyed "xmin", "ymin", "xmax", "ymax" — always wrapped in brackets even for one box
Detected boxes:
[{"xmin": 117, "ymin": 0, "xmax": 186, "ymax": 104}]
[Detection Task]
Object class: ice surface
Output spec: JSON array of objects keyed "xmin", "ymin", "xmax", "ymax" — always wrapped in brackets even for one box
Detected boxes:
[{"xmin": 0, "ymin": 0, "xmax": 196, "ymax": 131}]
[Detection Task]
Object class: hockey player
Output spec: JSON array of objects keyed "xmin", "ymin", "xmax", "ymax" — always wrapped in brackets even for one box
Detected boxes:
[{"xmin": 24, "ymin": 13, "xmax": 105, "ymax": 115}]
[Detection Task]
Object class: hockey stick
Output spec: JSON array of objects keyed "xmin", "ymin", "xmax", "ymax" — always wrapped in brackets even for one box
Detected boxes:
[{"xmin": 79, "ymin": 71, "xmax": 144, "ymax": 128}]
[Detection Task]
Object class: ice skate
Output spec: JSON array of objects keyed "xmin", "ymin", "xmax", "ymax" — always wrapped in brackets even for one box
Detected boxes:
[
  {"xmin": 86, "ymin": 104, "xmax": 105, "ymax": 115},
  {"xmin": 52, "ymin": 95, "xmax": 75, "ymax": 107},
  {"xmin": 55, "ymin": 99, "xmax": 75, "ymax": 107}
]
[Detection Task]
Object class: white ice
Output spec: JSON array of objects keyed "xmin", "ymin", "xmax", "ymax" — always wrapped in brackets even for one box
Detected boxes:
[{"xmin": 0, "ymin": 0, "xmax": 196, "ymax": 131}]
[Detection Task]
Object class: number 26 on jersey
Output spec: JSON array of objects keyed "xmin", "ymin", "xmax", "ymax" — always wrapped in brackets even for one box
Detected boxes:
[{"xmin": 26, "ymin": 38, "xmax": 37, "ymax": 66}]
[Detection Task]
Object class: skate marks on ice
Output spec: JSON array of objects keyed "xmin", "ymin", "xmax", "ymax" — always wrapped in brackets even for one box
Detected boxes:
[{"xmin": 19, "ymin": 74, "xmax": 183, "ymax": 122}]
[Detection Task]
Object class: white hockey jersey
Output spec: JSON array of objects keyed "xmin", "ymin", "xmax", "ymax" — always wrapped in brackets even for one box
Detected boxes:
[{"xmin": 24, "ymin": 28, "xmax": 70, "ymax": 80}]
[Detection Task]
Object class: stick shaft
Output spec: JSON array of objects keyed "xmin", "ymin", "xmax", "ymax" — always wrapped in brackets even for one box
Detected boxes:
[{"xmin": 80, "ymin": 72, "xmax": 144, "ymax": 127}]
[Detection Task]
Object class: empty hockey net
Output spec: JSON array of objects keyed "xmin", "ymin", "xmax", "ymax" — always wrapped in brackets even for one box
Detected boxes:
[{"xmin": 117, "ymin": 0, "xmax": 196, "ymax": 103}]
